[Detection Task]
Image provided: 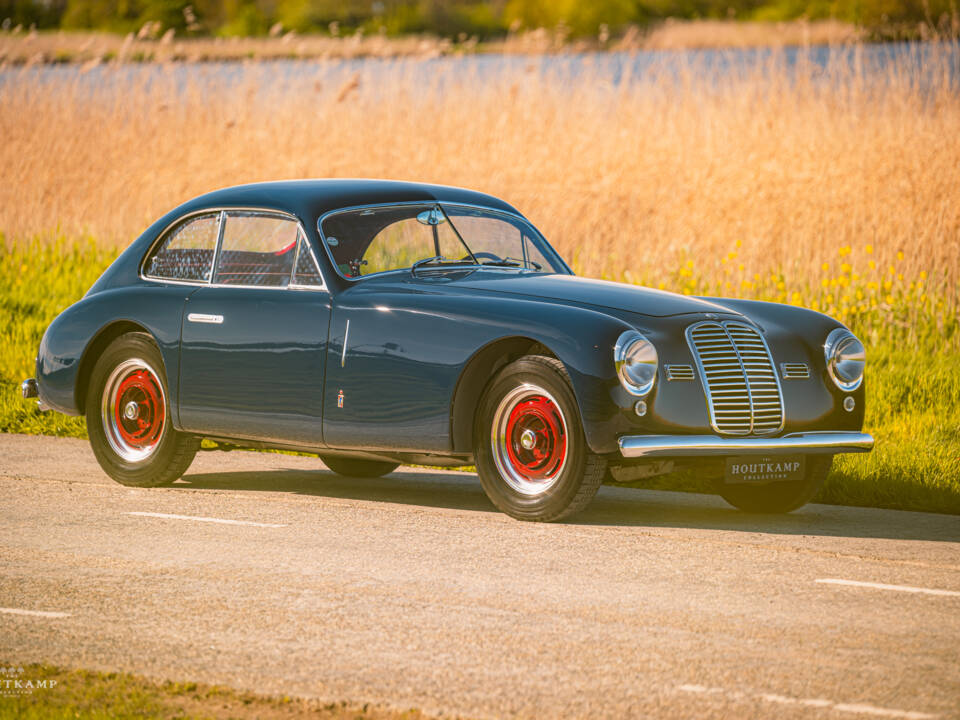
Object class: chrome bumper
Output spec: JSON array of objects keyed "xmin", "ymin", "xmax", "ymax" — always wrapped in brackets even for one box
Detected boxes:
[
  {"xmin": 21, "ymin": 378, "xmax": 49, "ymax": 411},
  {"xmin": 619, "ymin": 431, "xmax": 874, "ymax": 459},
  {"xmin": 21, "ymin": 378, "xmax": 38, "ymax": 399}
]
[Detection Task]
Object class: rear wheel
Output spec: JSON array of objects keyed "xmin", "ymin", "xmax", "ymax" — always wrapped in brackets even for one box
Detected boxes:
[
  {"xmin": 320, "ymin": 456, "xmax": 399, "ymax": 478},
  {"xmin": 86, "ymin": 332, "xmax": 199, "ymax": 487},
  {"xmin": 717, "ymin": 455, "xmax": 832, "ymax": 513},
  {"xmin": 473, "ymin": 355, "xmax": 605, "ymax": 522}
]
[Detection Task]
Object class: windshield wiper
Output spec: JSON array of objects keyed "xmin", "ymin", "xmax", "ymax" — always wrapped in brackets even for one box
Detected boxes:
[
  {"xmin": 410, "ymin": 256, "xmax": 477, "ymax": 275},
  {"xmin": 480, "ymin": 257, "xmax": 542, "ymax": 270}
]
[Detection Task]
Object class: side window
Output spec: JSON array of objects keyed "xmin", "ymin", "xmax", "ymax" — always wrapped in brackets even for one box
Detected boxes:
[
  {"xmin": 214, "ymin": 213, "xmax": 299, "ymax": 287},
  {"xmin": 144, "ymin": 213, "xmax": 219, "ymax": 282},
  {"xmin": 293, "ymin": 235, "xmax": 324, "ymax": 287}
]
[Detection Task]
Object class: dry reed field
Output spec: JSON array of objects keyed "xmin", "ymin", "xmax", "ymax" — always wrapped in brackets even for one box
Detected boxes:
[
  {"xmin": 1, "ymin": 49, "xmax": 958, "ymax": 312},
  {"xmin": 1, "ymin": 46, "xmax": 958, "ymax": 511}
]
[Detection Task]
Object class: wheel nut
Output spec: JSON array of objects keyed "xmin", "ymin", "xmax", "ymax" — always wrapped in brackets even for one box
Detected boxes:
[{"xmin": 520, "ymin": 429, "xmax": 537, "ymax": 450}]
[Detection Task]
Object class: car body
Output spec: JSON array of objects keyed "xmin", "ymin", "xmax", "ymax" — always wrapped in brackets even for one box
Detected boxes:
[{"xmin": 23, "ymin": 180, "xmax": 873, "ymax": 520}]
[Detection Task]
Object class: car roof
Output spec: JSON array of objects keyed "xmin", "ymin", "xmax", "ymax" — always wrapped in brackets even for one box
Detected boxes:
[{"xmin": 170, "ymin": 179, "xmax": 522, "ymax": 223}]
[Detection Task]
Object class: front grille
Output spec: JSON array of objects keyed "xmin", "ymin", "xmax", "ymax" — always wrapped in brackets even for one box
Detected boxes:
[{"xmin": 686, "ymin": 321, "xmax": 784, "ymax": 436}]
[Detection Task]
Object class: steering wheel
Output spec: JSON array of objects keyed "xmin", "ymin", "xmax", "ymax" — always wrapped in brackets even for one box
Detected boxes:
[{"xmin": 462, "ymin": 251, "xmax": 502, "ymax": 263}]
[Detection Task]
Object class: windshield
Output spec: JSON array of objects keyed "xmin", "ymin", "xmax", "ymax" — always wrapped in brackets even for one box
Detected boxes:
[{"xmin": 319, "ymin": 203, "xmax": 566, "ymax": 279}]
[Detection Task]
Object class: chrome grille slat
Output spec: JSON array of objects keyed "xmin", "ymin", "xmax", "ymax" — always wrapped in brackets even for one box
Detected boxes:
[
  {"xmin": 664, "ymin": 364, "xmax": 695, "ymax": 382},
  {"xmin": 686, "ymin": 321, "xmax": 785, "ymax": 436}
]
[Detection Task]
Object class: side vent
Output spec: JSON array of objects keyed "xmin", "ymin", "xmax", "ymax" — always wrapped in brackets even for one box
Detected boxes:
[
  {"xmin": 665, "ymin": 364, "xmax": 695, "ymax": 381},
  {"xmin": 780, "ymin": 363, "xmax": 811, "ymax": 380}
]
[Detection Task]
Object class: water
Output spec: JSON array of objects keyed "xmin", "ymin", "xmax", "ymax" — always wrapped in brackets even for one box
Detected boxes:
[{"xmin": 2, "ymin": 41, "xmax": 957, "ymax": 95}]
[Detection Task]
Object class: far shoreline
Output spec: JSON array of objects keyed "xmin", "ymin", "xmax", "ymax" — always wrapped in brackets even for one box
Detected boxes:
[{"xmin": 0, "ymin": 19, "xmax": 874, "ymax": 66}]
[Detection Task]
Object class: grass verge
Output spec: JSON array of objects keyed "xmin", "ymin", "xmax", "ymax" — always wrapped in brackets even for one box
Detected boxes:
[
  {"xmin": 1, "ymin": 238, "xmax": 958, "ymax": 515},
  {"xmin": 0, "ymin": 663, "xmax": 433, "ymax": 720}
]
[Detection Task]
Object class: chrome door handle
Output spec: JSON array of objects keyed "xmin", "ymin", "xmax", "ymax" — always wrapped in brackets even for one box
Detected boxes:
[{"xmin": 187, "ymin": 313, "xmax": 223, "ymax": 324}]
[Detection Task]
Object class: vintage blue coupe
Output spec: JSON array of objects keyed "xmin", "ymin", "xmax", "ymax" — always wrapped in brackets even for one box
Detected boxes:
[{"xmin": 23, "ymin": 180, "xmax": 874, "ymax": 521}]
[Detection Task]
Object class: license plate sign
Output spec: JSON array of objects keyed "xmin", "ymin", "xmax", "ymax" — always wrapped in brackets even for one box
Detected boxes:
[{"xmin": 724, "ymin": 455, "xmax": 805, "ymax": 485}]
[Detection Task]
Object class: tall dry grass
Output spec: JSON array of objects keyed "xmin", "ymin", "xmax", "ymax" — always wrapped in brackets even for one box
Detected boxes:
[{"xmin": 1, "ymin": 48, "xmax": 958, "ymax": 308}]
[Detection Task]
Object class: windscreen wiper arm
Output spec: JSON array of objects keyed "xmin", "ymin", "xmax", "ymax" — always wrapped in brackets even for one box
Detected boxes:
[
  {"xmin": 410, "ymin": 256, "xmax": 477, "ymax": 275},
  {"xmin": 480, "ymin": 257, "xmax": 542, "ymax": 270}
]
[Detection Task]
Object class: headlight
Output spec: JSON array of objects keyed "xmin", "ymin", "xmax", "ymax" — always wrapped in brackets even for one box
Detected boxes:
[
  {"xmin": 824, "ymin": 328, "xmax": 865, "ymax": 391},
  {"xmin": 614, "ymin": 331, "xmax": 658, "ymax": 397}
]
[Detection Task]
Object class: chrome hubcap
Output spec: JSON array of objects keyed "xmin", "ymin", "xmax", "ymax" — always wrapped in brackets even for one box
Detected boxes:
[
  {"xmin": 123, "ymin": 401, "xmax": 140, "ymax": 420},
  {"xmin": 520, "ymin": 429, "xmax": 537, "ymax": 450}
]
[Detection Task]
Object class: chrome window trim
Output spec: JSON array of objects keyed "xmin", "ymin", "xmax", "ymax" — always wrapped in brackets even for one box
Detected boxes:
[
  {"xmin": 316, "ymin": 200, "xmax": 572, "ymax": 284},
  {"xmin": 140, "ymin": 206, "xmax": 329, "ymax": 293}
]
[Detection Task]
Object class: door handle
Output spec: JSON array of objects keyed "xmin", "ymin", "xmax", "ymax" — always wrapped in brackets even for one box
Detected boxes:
[{"xmin": 187, "ymin": 313, "xmax": 224, "ymax": 324}]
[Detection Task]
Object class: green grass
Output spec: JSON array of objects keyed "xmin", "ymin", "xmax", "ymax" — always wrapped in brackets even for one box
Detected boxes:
[
  {"xmin": 0, "ymin": 662, "xmax": 431, "ymax": 719},
  {"xmin": 2, "ymin": 237, "xmax": 958, "ymax": 514}
]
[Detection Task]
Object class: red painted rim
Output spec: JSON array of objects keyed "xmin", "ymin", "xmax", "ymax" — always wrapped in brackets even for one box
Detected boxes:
[
  {"xmin": 112, "ymin": 368, "xmax": 165, "ymax": 450},
  {"xmin": 503, "ymin": 395, "xmax": 567, "ymax": 481}
]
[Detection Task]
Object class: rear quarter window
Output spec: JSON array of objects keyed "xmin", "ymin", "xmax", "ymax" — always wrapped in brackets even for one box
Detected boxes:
[{"xmin": 144, "ymin": 213, "xmax": 220, "ymax": 282}]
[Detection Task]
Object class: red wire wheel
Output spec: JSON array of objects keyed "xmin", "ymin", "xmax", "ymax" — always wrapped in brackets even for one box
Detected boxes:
[
  {"xmin": 491, "ymin": 383, "xmax": 569, "ymax": 496},
  {"xmin": 101, "ymin": 359, "xmax": 167, "ymax": 462}
]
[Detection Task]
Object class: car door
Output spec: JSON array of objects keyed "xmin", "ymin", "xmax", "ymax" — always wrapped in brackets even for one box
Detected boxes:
[
  {"xmin": 178, "ymin": 211, "xmax": 331, "ymax": 447},
  {"xmin": 319, "ymin": 204, "xmax": 474, "ymax": 452}
]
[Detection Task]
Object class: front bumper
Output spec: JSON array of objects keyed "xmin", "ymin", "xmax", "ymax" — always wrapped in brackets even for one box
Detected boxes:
[{"xmin": 619, "ymin": 431, "xmax": 874, "ymax": 458}]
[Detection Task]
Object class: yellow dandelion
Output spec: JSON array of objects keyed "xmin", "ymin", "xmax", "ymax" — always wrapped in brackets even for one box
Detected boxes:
[
  {"xmin": 865, "ymin": 245, "xmax": 874, "ymax": 254},
  {"xmin": 896, "ymin": 251, "xmax": 904, "ymax": 261}
]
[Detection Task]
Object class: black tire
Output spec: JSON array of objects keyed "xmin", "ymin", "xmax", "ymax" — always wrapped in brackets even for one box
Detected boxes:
[
  {"xmin": 473, "ymin": 355, "xmax": 606, "ymax": 522},
  {"xmin": 320, "ymin": 456, "xmax": 400, "ymax": 478},
  {"xmin": 86, "ymin": 332, "xmax": 199, "ymax": 487},
  {"xmin": 717, "ymin": 455, "xmax": 832, "ymax": 513}
]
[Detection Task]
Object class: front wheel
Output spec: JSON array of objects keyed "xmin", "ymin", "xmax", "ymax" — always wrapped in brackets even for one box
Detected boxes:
[
  {"xmin": 473, "ymin": 355, "xmax": 606, "ymax": 522},
  {"xmin": 86, "ymin": 332, "xmax": 199, "ymax": 487},
  {"xmin": 717, "ymin": 455, "xmax": 832, "ymax": 513}
]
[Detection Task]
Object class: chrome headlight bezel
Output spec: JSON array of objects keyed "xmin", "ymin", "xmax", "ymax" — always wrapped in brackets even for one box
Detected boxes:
[
  {"xmin": 614, "ymin": 330, "xmax": 658, "ymax": 397},
  {"xmin": 823, "ymin": 328, "xmax": 865, "ymax": 392}
]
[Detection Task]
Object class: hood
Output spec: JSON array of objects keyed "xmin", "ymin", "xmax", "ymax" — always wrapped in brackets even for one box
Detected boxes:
[{"xmin": 449, "ymin": 273, "xmax": 738, "ymax": 318}]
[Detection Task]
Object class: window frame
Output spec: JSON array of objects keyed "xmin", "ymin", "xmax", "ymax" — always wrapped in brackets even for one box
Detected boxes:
[
  {"xmin": 316, "ymin": 201, "xmax": 572, "ymax": 284},
  {"xmin": 140, "ymin": 207, "xmax": 328, "ymax": 292}
]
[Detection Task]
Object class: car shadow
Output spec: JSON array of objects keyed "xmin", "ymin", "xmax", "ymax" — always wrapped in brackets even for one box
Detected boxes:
[{"xmin": 174, "ymin": 467, "xmax": 960, "ymax": 544}]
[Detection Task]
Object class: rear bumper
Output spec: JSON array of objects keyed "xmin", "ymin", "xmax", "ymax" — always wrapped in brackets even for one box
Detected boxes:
[
  {"xmin": 21, "ymin": 377, "xmax": 50, "ymax": 412},
  {"xmin": 21, "ymin": 378, "xmax": 38, "ymax": 399},
  {"xmin": 618, "ymin": 431, "xmax": 874, "ymax": 459}
]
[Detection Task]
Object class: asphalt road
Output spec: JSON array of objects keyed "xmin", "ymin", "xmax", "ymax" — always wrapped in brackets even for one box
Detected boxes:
[{"xmin": 1, "ymin": 433, "xmax": 958, "ymax": 719}]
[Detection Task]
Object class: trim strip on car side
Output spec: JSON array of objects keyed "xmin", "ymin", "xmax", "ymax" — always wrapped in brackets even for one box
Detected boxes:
[{"xmin": 618, "ymin": 431, "xmax": 874, "ymax": 458}]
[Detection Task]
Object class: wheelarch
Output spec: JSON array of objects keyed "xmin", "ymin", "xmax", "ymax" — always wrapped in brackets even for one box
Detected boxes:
[
  {"xmin": 450, "ymin": 336, "xmax": 571, "ymax": 455},
  {"xmin": 74, "ymin": 320, "xmax": 159, "ymax": 415}
]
